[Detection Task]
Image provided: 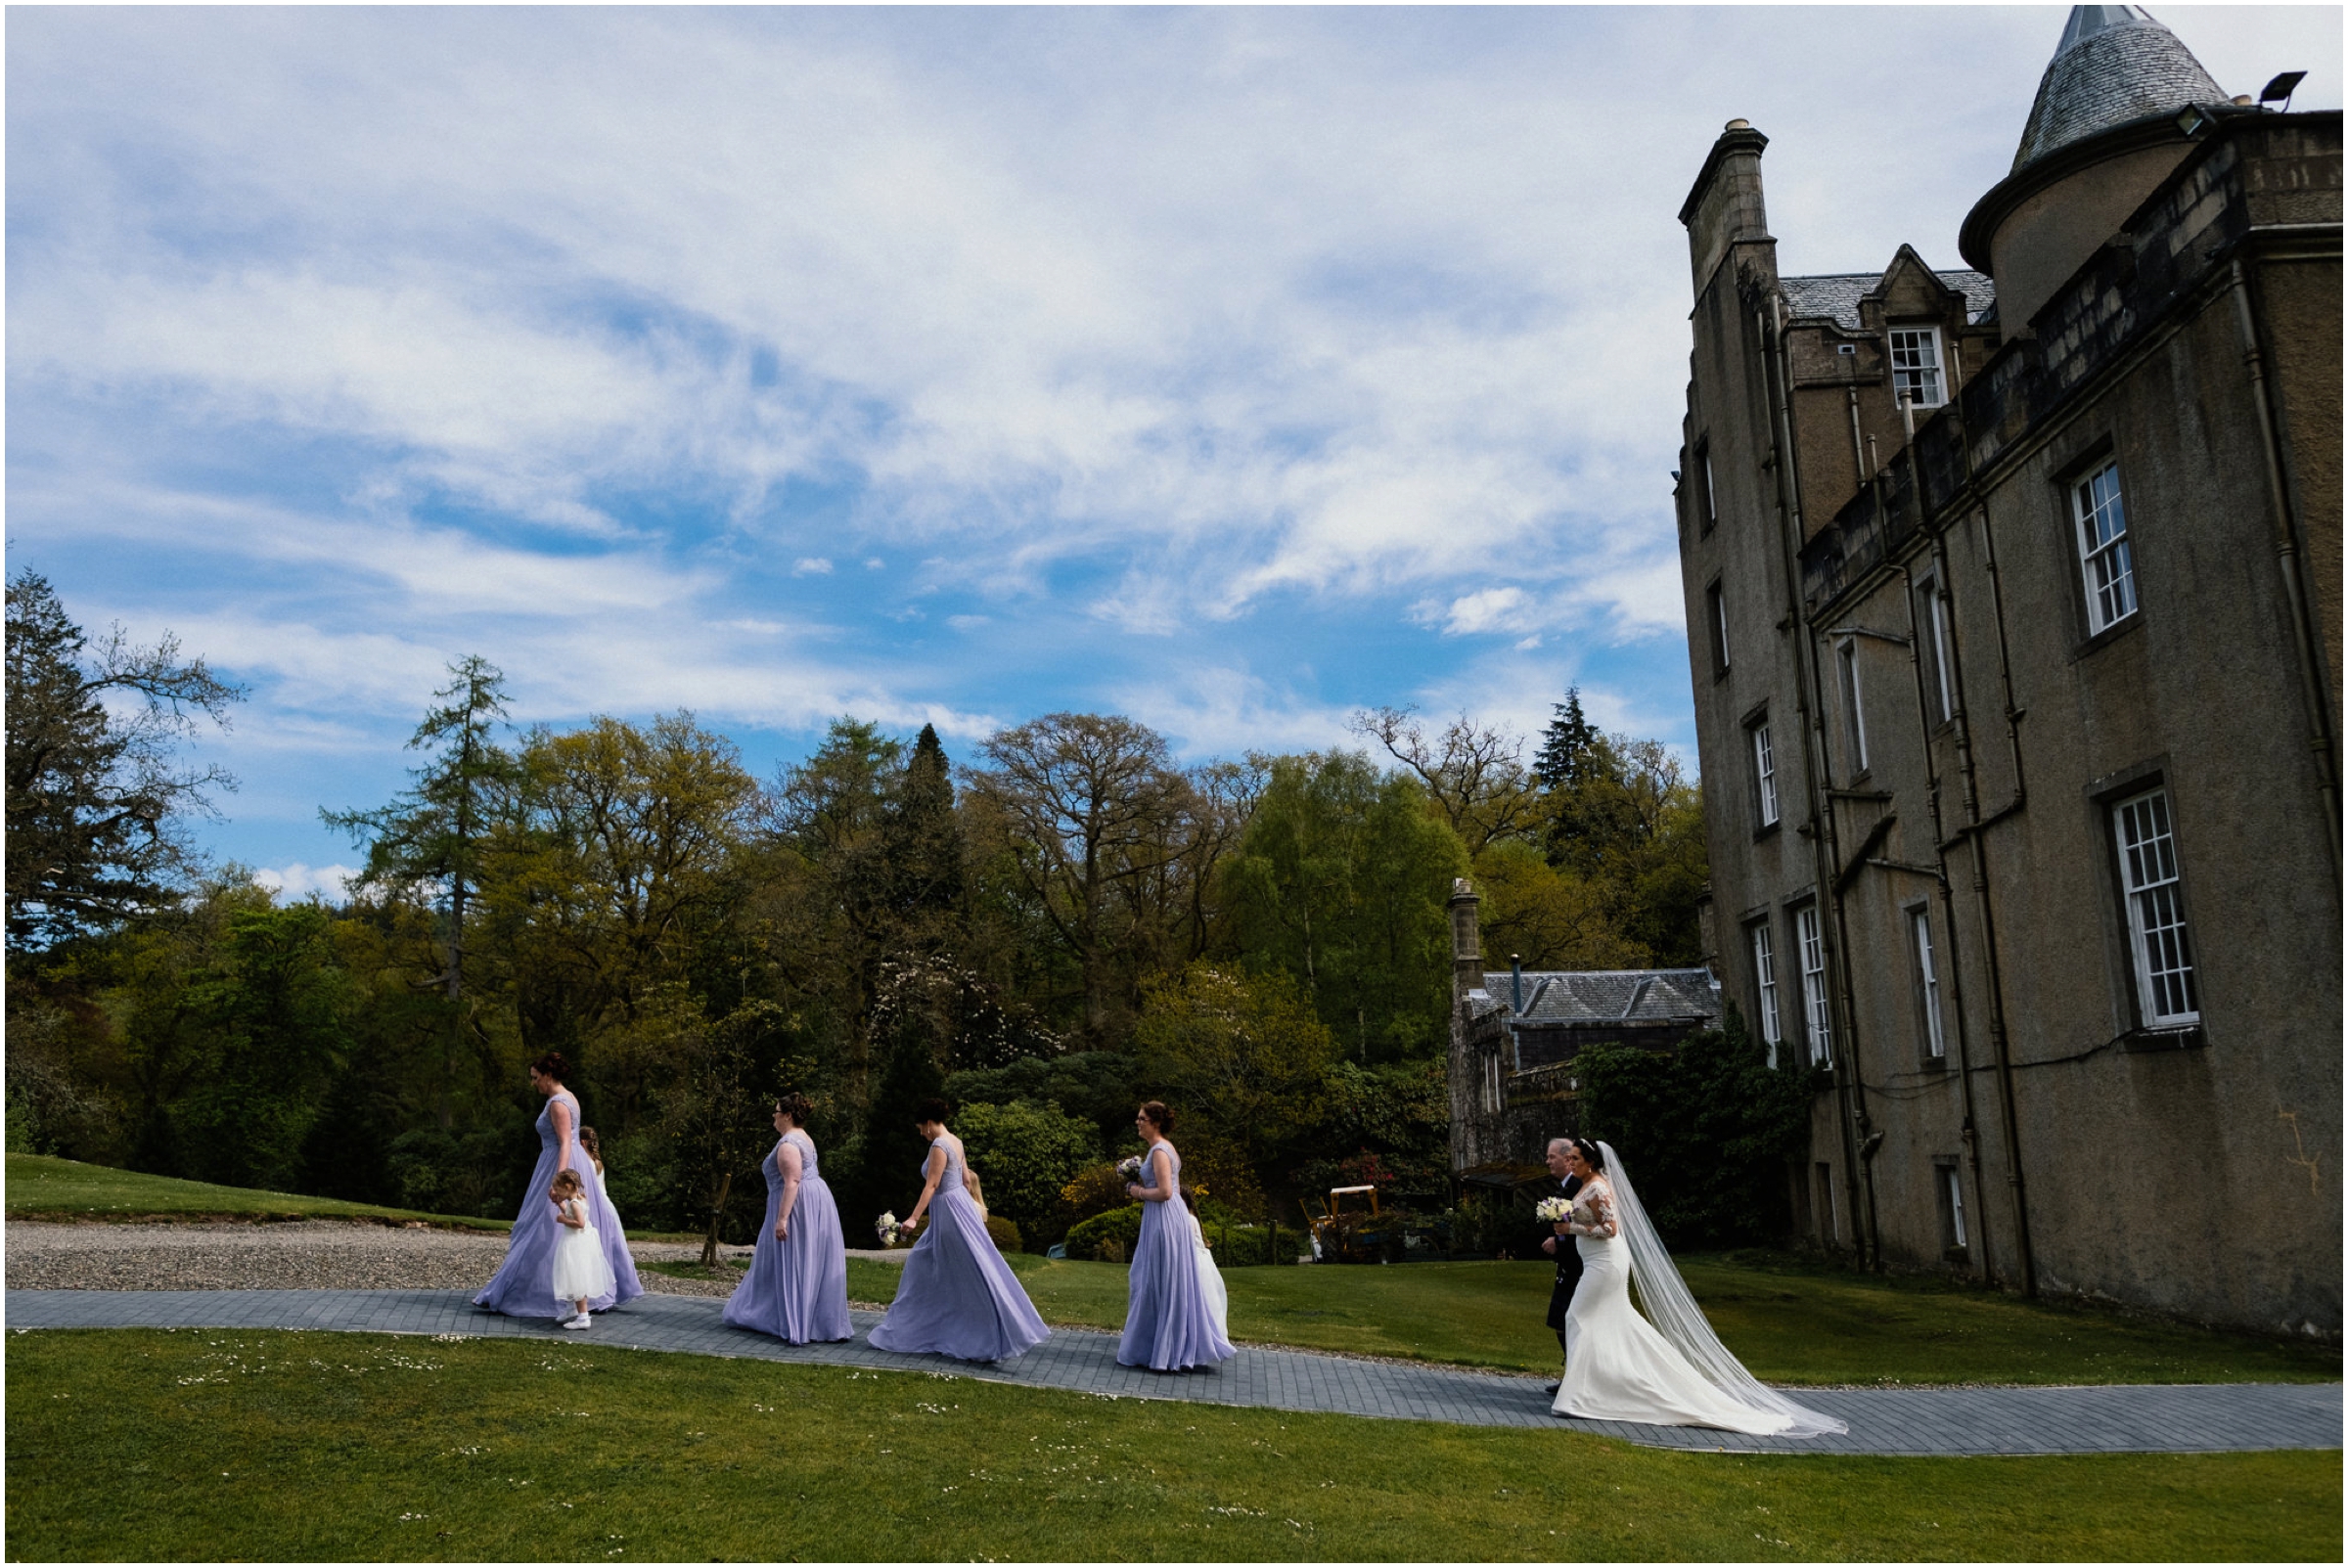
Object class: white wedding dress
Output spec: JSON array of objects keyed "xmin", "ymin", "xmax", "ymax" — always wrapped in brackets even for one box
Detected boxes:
[
  {"xmin": 1552, "ymin": 1142, "xmax": 1843, "ymax": 1437},
  {"xmin": 1188, "ymin": 1207, "xmax": 1230, "ymax": 1341}
]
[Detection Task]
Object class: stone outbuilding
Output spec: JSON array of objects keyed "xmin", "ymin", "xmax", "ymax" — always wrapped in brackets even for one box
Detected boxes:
[
  {"xmin": 1672, "ymin": 5, "xmax": 2340, "ymax": 1335},
  {"xmin": 1444, "ymin": 877, "xmax": 1722, "ymax": 1187}
]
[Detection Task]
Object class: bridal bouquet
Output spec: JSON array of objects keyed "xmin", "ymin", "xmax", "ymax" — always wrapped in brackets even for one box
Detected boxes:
[
  {"xmin": 1534, "ymin": 1196, "xmax": 1575, "ymax": 1225},
  {"xmin": 876, "ymin": 1211, "xmax": 902, "ymax": 1246},
  {"xmin": 1116, "ymin": 1155, "xmax": 1144, "ymax": 1179}
]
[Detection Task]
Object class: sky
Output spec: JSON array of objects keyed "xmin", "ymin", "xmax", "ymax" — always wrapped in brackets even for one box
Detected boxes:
[{"xmin": 8, "ymin": 4, "xmax": 2339, "ymax": 900}]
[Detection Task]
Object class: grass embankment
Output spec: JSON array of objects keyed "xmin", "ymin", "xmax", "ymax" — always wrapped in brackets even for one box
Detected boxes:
[
  {"xmin": 9, "ymin": 1330, "xmax": 2337, "ymax": 1563},
  {"xmin": 838, "ymin": 1252, "xmax": 2342, "ymax": 1388},
  {"xmin": 4, "ymin": 1154, "xmax": 508, "ymax": 1231}
]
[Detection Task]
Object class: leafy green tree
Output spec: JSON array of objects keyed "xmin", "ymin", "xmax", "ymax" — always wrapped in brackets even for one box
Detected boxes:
[
  {"xmin": 1219, "ymin": 752, "xmax": 1467, "ymax": 1062},
  {"xmin": 172, "ymin": 903, "xmax": 354, "ymax": 1192},
  {"xmin": 1135, "ymin": 963, "xmax": 1335, "ymax": 1185},
  {"xmin": 483, "ymin": 713, "xmax": 759, "ymax": 1077},
  {"xmin": 5, "ymin": 570, "xmax": 242, "ymax": 949},
  {"xmin": 1471, "ymin": 836, "xmax": 1649, "ymax": 969},
  {"xmin": 955, "ymin": 1099, "xmax": 1101, "ymax": 1243}
]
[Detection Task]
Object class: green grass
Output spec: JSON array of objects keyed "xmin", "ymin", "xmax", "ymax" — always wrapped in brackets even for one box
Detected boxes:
[
  {"xmin": 8, "ymin": 1329, "xmax": 2335, "ymax": 1563},
  {"xmin": 837, "ymin": 1252, "xmax": 2343, "ymax": 1388},
  {"xmin": 4, "ymin": 1154, "xmax": 508, "ymax": 1231}
]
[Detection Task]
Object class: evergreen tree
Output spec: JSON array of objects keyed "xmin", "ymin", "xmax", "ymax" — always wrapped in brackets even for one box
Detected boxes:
[
  {"xmin": 322, "ymin": 655, "xmax": 515, "ymax": 1001},
  {"xmin": 5, "ymin": 570, "xmax": 243, "ymax": 949},
  {"xmin": 880, "ymin": 723, "xmax": 966, "ymax": 948},
  {"xmin": 1532, "ymin": 688, "xmax": 1602, "ymax": 792}
]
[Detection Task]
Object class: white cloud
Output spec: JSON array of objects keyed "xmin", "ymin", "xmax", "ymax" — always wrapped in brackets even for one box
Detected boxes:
[
  {"xmin": 792, "ymin": 558, "xmax": 835, "ymax": 576},
  {"xmin": 252, "ymin": 863, "xmax": 359, "ymax": 903}
]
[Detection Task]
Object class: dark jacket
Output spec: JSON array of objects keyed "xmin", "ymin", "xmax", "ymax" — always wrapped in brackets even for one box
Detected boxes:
[{"xmin": 1545, "ymin": 1172, "xmax": 1585, "ymax": 1332}]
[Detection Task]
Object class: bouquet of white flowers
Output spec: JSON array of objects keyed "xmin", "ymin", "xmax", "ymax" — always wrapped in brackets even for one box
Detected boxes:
[
  {"xmin": 1534, "ymin": 1196, "xmax": 1575, "ymax": 1225},
  {"xmin": 876, "ymin": 1211, "xmax": 902, "ymax": 1246},
  {"xmin": 1116, "ymin": 1154, "xmax": 1145, "ymax": 1180}
]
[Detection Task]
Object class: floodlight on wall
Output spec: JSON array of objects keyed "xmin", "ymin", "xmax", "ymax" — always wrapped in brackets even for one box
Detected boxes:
[
  {"xmin": 2259, "ymin": 70, "xmax": 2307, "ymax": 112},
  {"xmin": 2176, "ymin": 104, "xmax": 2212, "ymax": 137}
]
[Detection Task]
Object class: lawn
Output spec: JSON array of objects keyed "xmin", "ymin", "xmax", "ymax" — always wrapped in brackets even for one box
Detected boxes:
[
  {"xmin": 4, "ymin": 1153, "xmax": 507, "ymax": 1230},
  {"xmin": 840, "ymin": 1252, "xmax": 2343, "ymax": 1388},
  {"xmin": 7, "ymin": 1329, "xmax": 2336, "ymax": 1562}
]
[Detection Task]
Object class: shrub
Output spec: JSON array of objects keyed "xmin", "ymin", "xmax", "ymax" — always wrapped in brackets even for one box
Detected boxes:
[
  {"xmin": 984, "ymin": 1213, "xmax": 1023, "ymax": 1254},
  {"xmin": 1063, "ymin": 1202, "xmax": 1143, "ymax": 1261},
  {"xmin": 1575, "ymin": 1005, "xmax": 1823, "ymax": 1248},
  {"xmin": 956, "ymin": 1099, "xmax": 1100, "ymax": 1243}
]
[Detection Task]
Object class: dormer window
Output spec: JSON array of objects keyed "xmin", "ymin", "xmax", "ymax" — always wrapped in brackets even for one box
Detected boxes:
[{"xmin": 1888, "ymin": 327, "xmax": 1946, "ymax": 409}]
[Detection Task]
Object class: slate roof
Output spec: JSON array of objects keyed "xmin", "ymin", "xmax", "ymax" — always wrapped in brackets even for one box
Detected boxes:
[
  {"xmin": 1467, "ymin": 968, "xmax": 1722, "ymax": 1026},
  {"xmin": 2011, "ymin": 5, "xmax": 2228, "ymax": 172},
  {"xmin": 1779, "ymin": 269, "xmax": 1998, "ymax": 330}
]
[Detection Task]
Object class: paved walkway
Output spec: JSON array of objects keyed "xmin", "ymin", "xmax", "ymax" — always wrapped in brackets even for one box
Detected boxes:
[{"xmin": 8, "ymin": 1288, "xmax": 2336, "ymax": 1456}]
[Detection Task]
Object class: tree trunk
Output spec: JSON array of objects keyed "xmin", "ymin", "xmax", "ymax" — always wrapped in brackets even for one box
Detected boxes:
[{"xmin": 700, "ymin": 1171, "xmax": 734, "ymax": 1268}]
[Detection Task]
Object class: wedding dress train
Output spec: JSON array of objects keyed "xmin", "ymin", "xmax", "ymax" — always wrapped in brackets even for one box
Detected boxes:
[{"xmin": 1551, "ymin": 1142, "xmax": 1843, "ymax": 1437}]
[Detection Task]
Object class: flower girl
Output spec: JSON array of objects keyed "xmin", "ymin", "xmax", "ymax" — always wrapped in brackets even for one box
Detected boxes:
[{"xmin": 549, "ymin": 1168, "xmax": 615, "ymax": 1329}]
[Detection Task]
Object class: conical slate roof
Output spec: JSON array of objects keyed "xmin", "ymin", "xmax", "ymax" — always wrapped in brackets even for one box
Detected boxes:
[{"xmin": 2010, "ymin": 5, "xmax": 2227, "ymax": 172}]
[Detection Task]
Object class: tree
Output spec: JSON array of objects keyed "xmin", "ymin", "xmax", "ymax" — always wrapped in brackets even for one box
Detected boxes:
[
  {"xmin": 955, "ymin": 1099, "xmax": 1101, "ymax": 1242},
  {"xmin": 1469, "ymin": 836, "xmax": 1650, "ymax": 970},
  {"xmin": 172, "ymin": 903, "xmax": 354, "ymax": 1192},
  {"xmin": 1349, "ymin": 704, "xmax": 1542, "ymax": 855},
  {"xmin": 1135, "ymin": 963, "xmax": 1335, "ymax": 1183},
  {"xmin": 1574, "ymin": 1007, "xmax": 1822, "ymax": 1247},
  {"xmin": 1219, "ymin": 752, "xmax": 1467, "ymax": 1062},
  {"xmin": 323, "ymin": 656, "xmax": 514, "ymax": 1000},
  {"xmin": 5, "ymin": 570, "xmax": 243, "ymax": 949},
  {"xmin": 1533, "ymin": 688, "xmax": 1603, "ymax": 792},
  {"xmin": 877, "ymin": 724, "xmax": 966, "ymax": 948},
  {"xmin": 482, "ymin": 712, "xmax": 760, "ymax": 1075},
  {"xmin": 964, "ymin": 713, "xmax": 1198, "ymax": 1044}
]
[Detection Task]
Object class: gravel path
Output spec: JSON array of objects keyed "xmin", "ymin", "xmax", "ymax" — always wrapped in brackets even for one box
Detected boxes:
[{"xmin": 3, "ymin": 1220, "xmax": 758, "ymax": 1299}]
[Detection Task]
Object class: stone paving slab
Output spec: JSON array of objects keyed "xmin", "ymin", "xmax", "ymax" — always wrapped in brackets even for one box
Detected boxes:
[{"xmin": 7, "ymin": 1288, "xmax": 2338, "ymax": 1456}]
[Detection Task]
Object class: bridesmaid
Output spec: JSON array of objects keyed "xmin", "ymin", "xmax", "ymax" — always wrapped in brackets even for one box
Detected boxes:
[
  {"xmin": 1117, "ymin": 1100, "xmax": 1235, "ymax": 1371},
  {"xmin": 866, "ymin": 1098, "xmax": 1049, "ymax": 1362},
  {"xmin": 723, "ymin": 1092, "xmax": 852, "ymax": 1343},
  {"xmin": 474, "ymin": 1053, "xmax": 644, "ymax": 1321}
]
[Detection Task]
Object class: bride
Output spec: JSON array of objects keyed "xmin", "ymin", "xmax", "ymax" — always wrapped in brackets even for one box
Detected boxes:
[{"xmin": 1552, "ymin": 1139, "xmax": 1843, "ymax": 1437}]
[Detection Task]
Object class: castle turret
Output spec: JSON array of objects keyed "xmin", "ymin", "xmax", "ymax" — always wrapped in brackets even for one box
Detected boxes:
[{"xmin": 1961, "ymin": 5, "xmax": 2235, "ymax": 335}]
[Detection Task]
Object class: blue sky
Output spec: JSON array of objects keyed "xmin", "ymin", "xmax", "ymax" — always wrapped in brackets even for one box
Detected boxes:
[{"xmin": 9, "ymin": 5, "xmax": 2338, "ymax": 898}]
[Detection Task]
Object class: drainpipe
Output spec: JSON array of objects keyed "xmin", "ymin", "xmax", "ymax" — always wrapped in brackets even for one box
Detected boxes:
[
  {"xmin": 2228, "ymin": 259, "xmax": 2340, "ymax": 871},
  {"xmin": 1900, "ymin": 562, "xmax": 1995, "ymax": 1287},
  {"xmin": 1941, "ymin": 389, "xmax": 2038, "ymax": 1298},
  {"xmin": 1925, "ymin": 514, "xmax": 2037, "ymax": 1299},
  {"xmin": 1762, "ymin": 295, "xmax": 1877, "ymax": 1270}
]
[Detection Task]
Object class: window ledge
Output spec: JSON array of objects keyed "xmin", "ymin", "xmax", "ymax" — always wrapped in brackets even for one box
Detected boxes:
[
  {"xmin": 1751, "ymin": 821, "xmax": 1783, "ymax": 843},
  {"xmin": 2070, "ymin": 609, "xmax": 2144, "ymax": 664},
  {"xmin": 2122, "ymin": 1023, "xmax": 2206, "ymax": 1053}
]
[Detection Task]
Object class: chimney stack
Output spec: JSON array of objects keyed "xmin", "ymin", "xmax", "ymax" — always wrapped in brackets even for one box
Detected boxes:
[{"xmin": 1448, "ymin": 877, "xmax": 1484, "ymax": 996}]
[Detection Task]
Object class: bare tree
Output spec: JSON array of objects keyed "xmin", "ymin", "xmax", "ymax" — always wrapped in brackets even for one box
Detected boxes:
[
  {"xmin": 964, "ymin": 713, "xmax": 1197, "ymax": 1043},
  {"xmin": 1348, "ymin": 704, "xmax": 1542, "ymax": 855}
]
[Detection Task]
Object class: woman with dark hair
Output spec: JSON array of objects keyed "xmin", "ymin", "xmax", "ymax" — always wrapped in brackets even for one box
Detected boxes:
[
  {"xmin": 1116, "ymin": 1101, "xmax": 1235, "ymax": 1371},
  {"xmin": 724, "ymin": 1093, "xmax": 851, "ymax": 1343},
  {"xmin": 1550, "ymin": 1140, "xmax": 1843, "ymax": 1436},
  {"xmin": 866, "ymin": 1098, "xmax": 1048, "ymax": 1362},
  {"xmin": 474, "ymin": 1053, "xmax": 644, "ymax": 1321}
]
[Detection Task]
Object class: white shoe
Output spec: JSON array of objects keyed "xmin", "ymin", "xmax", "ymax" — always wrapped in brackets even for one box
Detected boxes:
[{"xmin": 563, "ymin": 1315, "xmax": 591, "ymax": 1329}]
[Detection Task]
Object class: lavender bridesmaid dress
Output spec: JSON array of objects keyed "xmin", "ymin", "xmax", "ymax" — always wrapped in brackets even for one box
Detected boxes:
[
  {"xmin": 1118, "ymin": 1142, "xmax": 1235, "ymax": 1370},
  {"xmin": 474, "ymin": 1090, "xmax": 644, "ymax": 1319},
  {"xmin": 724, "ymin": 1129, "xmax": 852, "ymax": 1343},
  {"xmin": 866, "ymin": 1137, "xmax": 1049, "ymax": 1362}
]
